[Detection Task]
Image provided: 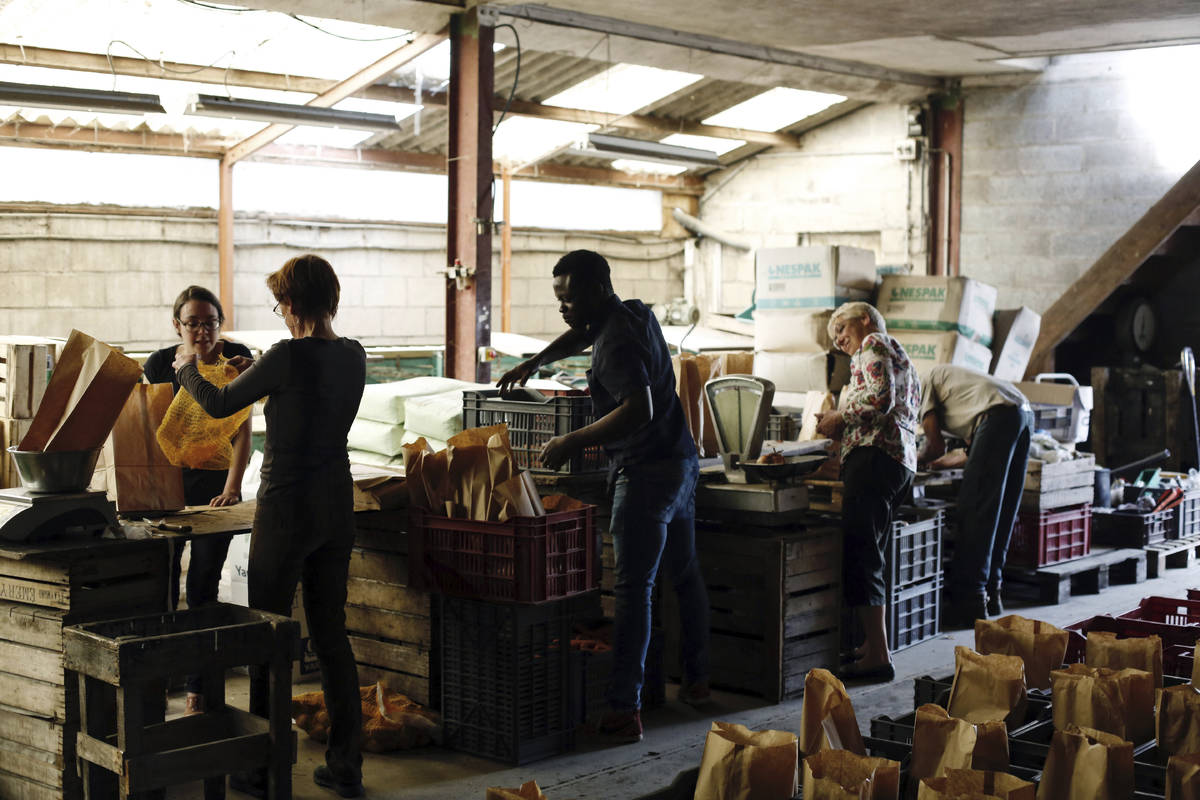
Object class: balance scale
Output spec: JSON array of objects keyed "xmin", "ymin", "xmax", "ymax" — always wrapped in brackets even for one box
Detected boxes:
[
  {"xmin": 695, "ymin": 376, "xmax": 828, "ymax": 516},
  {"xmin": 0, "ymin": 488, "xmax": 118, "ymax": 542}
]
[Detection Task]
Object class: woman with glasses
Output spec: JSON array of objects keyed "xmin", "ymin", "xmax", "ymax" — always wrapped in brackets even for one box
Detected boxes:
[
  {"xmin": 143, "ymin": 285, "xmax": 253, "ymax": 713},
  {"xmin": 173, "ymin": 255, "xmax": 367, "ymax": 798}
]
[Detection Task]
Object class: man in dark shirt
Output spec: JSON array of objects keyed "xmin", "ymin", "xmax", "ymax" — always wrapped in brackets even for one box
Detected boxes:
[{"xmin": 499, "ymin": 249, "xmax": 709, "ymax": 743}]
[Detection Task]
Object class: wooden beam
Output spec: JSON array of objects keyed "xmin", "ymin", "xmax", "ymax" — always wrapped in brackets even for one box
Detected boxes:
[
  {"xmin": 1030, "ymin": 157, "xmax": 1200, "ymax": 371},
  {"xmin": 224, "ymin": 29, "xmax": 447, "ymax": 165},
  {"xmin": 0, "ymin": 42, "xmax": 794, "ymax": 147},
  {"xmin": 445, "ymin": 10, "xmax": 493, "ymax": 382},
  {"xmin": 218, "ymin": 160, "xmax": 234, "ymax": 327},
  {"xmin": 0, "ymin": 121, "xmax": 225, "ymax": 156}
]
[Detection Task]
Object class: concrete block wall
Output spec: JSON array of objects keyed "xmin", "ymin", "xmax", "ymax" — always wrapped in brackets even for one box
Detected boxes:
[
  {"xmin": 960, "ymin": 50, "xmax": 1193, "ymax": 312},
  {"xmin": 695, "ymin": 103, "xmax": 927, "ymax": 314},
  {"xmin": 0, "ymin": 207, "xmax": 683, "ymax": 351}
]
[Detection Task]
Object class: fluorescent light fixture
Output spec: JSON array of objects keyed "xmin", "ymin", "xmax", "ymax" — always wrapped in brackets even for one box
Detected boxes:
[
  {"xmin": 0, "ymin": 81, "xmax": 165, "ymax": 114},
  {"xmin": 187, "ymin": 94, "xmax": 402, "ymax": 131},
  {"xmin": 659, "ymin": 133, "xmax": 745, "ymax": 156},
  {"xmin": 581, "ymin": 133, "xmax": 721, "ymax": 167}
]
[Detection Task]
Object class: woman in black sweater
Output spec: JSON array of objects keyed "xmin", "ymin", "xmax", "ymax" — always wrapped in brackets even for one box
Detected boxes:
[{"xmin": 174, "ymin": 255, "xmax": 366, "ymax": 798}]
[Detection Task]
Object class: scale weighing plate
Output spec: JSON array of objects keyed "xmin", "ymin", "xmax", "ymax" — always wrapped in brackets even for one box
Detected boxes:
[{"xmin": 0, "ymin": 488, "xmax": 118, "ymax": 542}]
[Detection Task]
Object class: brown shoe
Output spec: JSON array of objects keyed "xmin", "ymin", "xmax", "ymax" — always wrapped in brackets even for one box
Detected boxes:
[
  {"xmin": 598, "ymin": 709, "xmax": 643, "ymax": 743},
  {"xmin": 678, "ymin": 680, "xmax": 713, "ymax": 709},
  {"xmin": 185, "ymin": 693, "xmax": 204, "ymax": 716}
]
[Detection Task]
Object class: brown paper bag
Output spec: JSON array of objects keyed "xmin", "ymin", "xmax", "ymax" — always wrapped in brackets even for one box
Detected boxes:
[
  {"xmin": 975, "ymin": 616, "xmax": 1069, "ymax": 690},
  {"xmin": 486, "ymin": 781, "xmax": 547, "ymax": 800},
  {"xmin": 1051, "ymin": 663, "xmax": 1155, "ymax": 744},
  {"xmin": 1157, "ymin": 684, "xmax": 1200, "ymax": 757},
  {"xmin": 917, "ymin": 768, "xmax": 1035, "ymax": 800},
  {"xmin": 694, "ymin": 721, "xmax": 798, "ymax": 800},
  {"xmin": 1036, "ymin": 725, "xmax": 1133, "ymax": 800},
  {"xmin": 910, "ymin": 705, "xmax": 1009, "ymax": 795},
  {"xmin": 89, "ymin": 383, "xmax": 184, "ymax": 513},
  {"xmin": 802, "ymin": 750, "xmax": 900, "ymax": 800},
  {"xmin": 946, "ymin": 647, "xmax": 1028, "ymax": 727},
  {"xmin": 1168, "ymin": 753, "xmax": 1200, "ymax": 800},
  {"xmin": 20, "ymin": 329, "xmax": 143, "ymax": 452},
  {"xmin": 799, "ymin": 669, "xmax": 866, "ymax": 757},
  {"xmin": 1193, "ymin": 642, "xmax": 1199, "ymax": 688},
  {"xmin": 1086, "ymin": 631, "xmax": 1163, "ymax": 687}
]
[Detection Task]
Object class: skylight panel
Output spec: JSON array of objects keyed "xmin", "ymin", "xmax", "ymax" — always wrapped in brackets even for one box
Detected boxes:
[
  {"xmin": 659, "ymin": 133, "xmax": 744, "ymax": 156},
  {"xmin": 492, "ymin": 117, "xmax": 596, "ymax": 167},
  {"xmin": 702, "ymin": 87, "xmax": 845, "ymax": 131},
  {"xmin": 544, "ymin": 64, "xmax": 702, "ymax": 115}
]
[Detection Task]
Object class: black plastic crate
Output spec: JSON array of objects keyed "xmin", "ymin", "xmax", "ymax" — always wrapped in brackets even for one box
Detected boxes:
[
  {"xmin": 462, "ymin": 390, "xmax": 606, "ymax": 473},
  {"xmin": 1141, "ymin": 488, "xmax": 1200, "ymax": 540},
  {"xmin": 765, "ymin": 413, "xmax": 797, "ymax": 441},
  {"xmin": 888, "ymin": 507, "xmax": 944, "ymax": 589},
  {"xmin": 439, "ymin": 594, "xmax": 589, "ymax": 764},
  {"xmin": 1010, "ymin": 718, "xmax": 1165, "ymax": 795},
  {"xmin": 889, "ymin": 576, "xmax": 941, "ymax": 651},
  {"xmin": 1092, "ymin": 506, "xmax": 1173, "ymax": 547},
  {"xmin": 573, "ymin": 628, "xmax": 664, "ymax": 726}
]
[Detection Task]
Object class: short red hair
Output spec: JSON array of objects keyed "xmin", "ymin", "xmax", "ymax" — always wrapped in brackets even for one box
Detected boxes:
[{"xmin": 267, "ymin": 254, "xmax": 340, "ymax": 322}]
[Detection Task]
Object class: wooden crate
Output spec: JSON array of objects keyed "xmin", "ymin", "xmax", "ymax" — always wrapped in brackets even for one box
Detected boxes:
[
  {"xmin": 349, "ymin": 512, "xmax": 436, "ymax": 707},
  {"xmin": 1022, "ymin": 454, "xmax": 1095, "ymax": 511},
  {"xmin": 0, "ymin": 339, "xmax": 55, "ymax": 420},
  {"xmin": 663, "ymin": 521, "xmax": 842, "ymax": 702},
  {"xmin": 0, "ymin": 537, "xmax": 168, "ymax": 800}
]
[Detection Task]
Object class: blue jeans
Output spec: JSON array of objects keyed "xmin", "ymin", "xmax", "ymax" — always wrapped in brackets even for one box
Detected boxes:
[
  {"xmin": 608, "ymin": 457, "xmax": 708, "ymax": 711},
  {"xmin": 951, "ymin": 405, "xmax": 1035, "ymax": 599}
]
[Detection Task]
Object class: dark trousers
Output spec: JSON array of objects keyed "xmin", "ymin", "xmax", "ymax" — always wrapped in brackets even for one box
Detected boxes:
[
  {"xmin": 950, "ymin": 405, "xmax": 1034, "ymax": 600},
  {"xmin": 169, "ymin": 469, "xmax": 234, "ymax": 694},
  {"xmin": 841, "ymin": 446, "xmax": 914, "ymax": 608},
  {"xmin": 248, "ymin": 474, "xmax": 362, "ymax": 783}
]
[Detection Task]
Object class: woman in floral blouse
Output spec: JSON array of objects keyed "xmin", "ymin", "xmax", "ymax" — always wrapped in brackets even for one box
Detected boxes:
[{"xmin": 816, "ymin": 301, "xmax": 920, "ymax": 683}]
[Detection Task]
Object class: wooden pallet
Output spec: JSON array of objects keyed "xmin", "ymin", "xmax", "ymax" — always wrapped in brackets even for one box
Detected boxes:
[
  {"xmin": 1144, "ymin": 533, "xmax": 1200, "ymax": 579},
  {"xmin": 348, "ymin": 513, "xmax": 436, "ymax": 707},
  {"xmin": 663, "ymin": 520, "xmax": 841, "ymax": 702},
  {"xmin": 1002, "ymin": 546, "xmax": 1146, "ymax": 605}
]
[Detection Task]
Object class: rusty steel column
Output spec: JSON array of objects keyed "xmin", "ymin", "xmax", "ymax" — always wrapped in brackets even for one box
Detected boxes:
[{"xmin": 445, "ymin": 9, "xmax": 494, "ymax": 382}]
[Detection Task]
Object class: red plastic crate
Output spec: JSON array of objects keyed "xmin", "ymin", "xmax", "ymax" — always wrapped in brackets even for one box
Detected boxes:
[
  {"xmin": 1008, "ymin": 503, "xmax": 1092, "ymax": 567},
  {"xmin": 1119, "ymin": 596, "xmax": 1200, "ymax": 627},
  {"xmin": 1190, "ymin": 589, "xmax": 1200, "ymax": 601},
  {"xmin": 409, "ymin": 505, "xmax": 597, "ymax": 603},
  {"xmin": 1165, "ymin": 643, "xmax": 1196, "ymax": 679}
]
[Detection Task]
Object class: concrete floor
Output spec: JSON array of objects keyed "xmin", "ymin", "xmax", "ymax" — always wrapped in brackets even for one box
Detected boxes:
[{"xmin": 168, "ymin": 564, "xmax": 1199, "ymax": 800}]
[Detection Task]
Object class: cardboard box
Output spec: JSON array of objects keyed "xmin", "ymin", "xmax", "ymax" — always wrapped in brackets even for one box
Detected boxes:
[
  {"xmin": 755, "ymin": 246, "xmax": 876, "ymax": 312},
  {"xmin": 990, "ymin": 307, "xmax": 1042, "ymax": 382},
  {"xmin": 753, "ymin": 350, "xmax": 851, "ymax": 393},
  {"xmin": 1016, "ymin": 375, "xmax": 1093, "ymax": 444},
  {"xmin": 894, "ymin": 331, "xmax": 993, "ymax": 381},
  {"xmin": 878, "ymin": 275, "xmax": 998, "ymax": 345},
  {"xmin": 754, "ymin": 309, "xmax": 833, "ymax": 353}
]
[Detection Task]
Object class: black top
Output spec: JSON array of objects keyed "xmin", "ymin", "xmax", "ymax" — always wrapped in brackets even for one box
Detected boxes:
[
  {"xmin": 144, "ymin": 341, "xmax": 254, "ymax": 504},
  {"xmin": 585, "ymin": 295, "xmax": 696, "ymax": 473},
  {"xmin": 177, "ymin": 337, "xmax": 366, "ymax": 495}
]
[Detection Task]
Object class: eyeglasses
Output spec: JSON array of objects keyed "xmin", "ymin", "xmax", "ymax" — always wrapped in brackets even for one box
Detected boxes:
[
  {"xmin": 179, "ymin": 320, "xmax": 220, "ymax": 331},
  {"xmin": 272, "ymin": 302, "xmax": 284, "ymax": 318}
]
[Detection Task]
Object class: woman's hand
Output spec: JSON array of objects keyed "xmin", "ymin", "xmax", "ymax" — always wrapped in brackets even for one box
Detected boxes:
[
  {"xmin": 209, "ymin": 490, "xmax": 241, "ymax": 507},
  {"xmin": 928, "ymin": 448, "xmax": 968, "ymax": 470},
  {"xmin": 172, "ymin": 341, "xmax": 198, "ymax": 371},
  {"xmin": 815, "ymin": 410, "xmax": 846, "ymax": 441},
  {"xmin": 498, "ymin": 359, "xmax": 538, "ymax": 394}
]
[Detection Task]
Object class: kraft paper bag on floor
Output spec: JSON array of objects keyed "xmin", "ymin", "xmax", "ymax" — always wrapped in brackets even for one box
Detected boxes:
[
  {"xmin": 1167, "ymin": 753, "xmax": 1200, "ymax": 800},
  {"xmin": 1086, "ymin": 631, "xmax": 1163, "ymax": 688},
  {"xmin": 799, "ymin": 668, "xmax": 866, "ymax": 757},
  {"xmin": 910, "ymin": 705, "xmax": 1009, "ymax": 796},
  {"xmin": 1050, "ymin": 663, "xmax": 1155, "ymax": 744},
  {"xmin": 1036, "ymin": 725, "xmax": 1133, "ymax": 800},
  {"xmin": 946, "ymin": 647, "xmax": 1028, "ymax": 727},
  {"xmin": 694, "ymin": 721, "xmax": 798, "ymax": 800},
  {"xmin": 975, "ymin": 615, "xmax": 1069, "ymax": 691},
  {"xmin": 917, "ymin": 768, "xmax": 1034, "ymax": 800},
  {"xmin": 90, "ymin": 383, "xmax": 185, "ymax": 513},
  {"xmin": 486, "ymin": 781, "xmax": 547, "ymax": 800},
  {"xmin": 19, "ymin": 329, "xmax": 143, "ymax": 452},
  {"xmin": 802, "ymin": 750, "xmax": 900, "ymax": 800},
  {"xmin": 1157, "ymin": 684, "xmax": 1200, "ymax": 757}
]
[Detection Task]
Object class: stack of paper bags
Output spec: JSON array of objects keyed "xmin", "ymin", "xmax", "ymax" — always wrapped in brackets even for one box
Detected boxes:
[{"xmin": 403, "ymin": 424, "xmax": 545, "ymax": 522}]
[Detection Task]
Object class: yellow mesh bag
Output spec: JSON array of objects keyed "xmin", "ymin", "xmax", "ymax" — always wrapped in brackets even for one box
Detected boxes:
[{"xmin": 155, "ymin": 358, "xmax": 252, "ymax": 470}]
